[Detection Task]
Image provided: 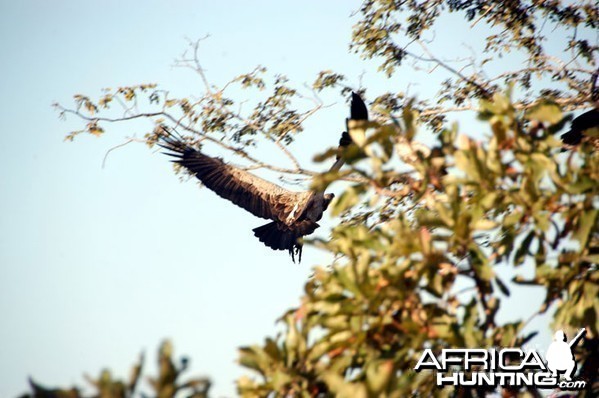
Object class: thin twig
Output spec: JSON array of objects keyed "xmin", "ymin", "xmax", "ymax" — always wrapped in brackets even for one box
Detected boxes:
[
  {"xmin": 470, "ymin": 4, "xmax": 495, "ymax": 28},
  {"xmin": 412, "ymin": 39, "xmax": 493, "ymax": 98},
  {"xmin": 102, "ymin": 138, "xmax": 142, "ymax": 168}
]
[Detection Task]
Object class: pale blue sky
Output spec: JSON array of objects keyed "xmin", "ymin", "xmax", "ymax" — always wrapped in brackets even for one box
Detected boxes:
[{"xmin": 0, "ymin": 1, "xmax": 592, "ymax": 397}]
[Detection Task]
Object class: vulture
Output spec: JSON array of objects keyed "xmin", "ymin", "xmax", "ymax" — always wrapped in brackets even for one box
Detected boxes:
[
  {"xmin": 561, "ymin": 71, "xmax": 599, "ymax": 148},
  {"xmin": 560, "ymin": 108, "xmax": 599, "ymax": 147},
  {"xmin": 159, "ymin": 92, "xmax": 368, "ymax": 261}
]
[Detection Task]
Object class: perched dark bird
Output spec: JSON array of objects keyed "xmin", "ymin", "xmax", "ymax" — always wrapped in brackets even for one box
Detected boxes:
[
  {"xmin": 561, "ymin": 70, "xmax": 599, "ymax": 148},
  {"xmin": 336, "ymin": 92, "xmax": 368, "ymax": 156},
  {"xmin": 350, "ymin": 91, "xmax": 369, "ymax": 121},
  {"xmin": 158, "ymin": 93, "xmax": 367, "ymax": 261},
  {"xmin": 560, "ymin": 108, "xmax": 599, "ymax": 146}
]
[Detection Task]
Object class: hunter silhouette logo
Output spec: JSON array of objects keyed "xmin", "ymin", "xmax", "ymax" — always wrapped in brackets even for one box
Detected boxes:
[
  {"xmin": 545, "ymin": 328, "xmax": 586, "ymax": 381},
  {"xmin": 414, "ymin": 328, "xmax": 587, "ymax": 390}
]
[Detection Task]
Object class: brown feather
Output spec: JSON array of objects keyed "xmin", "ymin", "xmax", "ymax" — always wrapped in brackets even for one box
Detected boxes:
[{"xmin": 159, "ymin": 136, "xmax": 311, "ymax": 223}]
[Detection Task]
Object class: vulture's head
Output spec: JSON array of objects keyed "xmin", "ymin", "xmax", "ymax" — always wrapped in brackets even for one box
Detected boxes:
[{"xmin": 323, "ymin": 193, "xmax": 335, "ymax": 210}]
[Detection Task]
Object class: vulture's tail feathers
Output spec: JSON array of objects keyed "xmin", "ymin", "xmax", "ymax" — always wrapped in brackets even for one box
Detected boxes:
[
  {"xmin": 253, "ymin": 221, "xmax": 319, "ymax": 263},
  {"xmin": 253, "ymin": 222, "xmax": 302, "ymax": 262}
]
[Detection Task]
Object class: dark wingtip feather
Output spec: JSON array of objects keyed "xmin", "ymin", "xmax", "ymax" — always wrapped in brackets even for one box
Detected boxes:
[{"xmin": 157, "ymin": 131, "xmax": 198, "ymax": 161}]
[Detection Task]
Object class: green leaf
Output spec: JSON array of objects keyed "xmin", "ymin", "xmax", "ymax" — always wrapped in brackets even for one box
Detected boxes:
[
  {"xmin": 573, "ymin": 209, "xmax": 598, "ymax": 249},
  {"xmin": 525, "ymin": 101, "xmax": 563, "ymax": 124},
  {"xmin": 366, "ymin": 360, "xmax": 393, "ymax": 394},
  {"xmin": 330, "ymin": 185, "xmax": 365, "ymax": 216}
]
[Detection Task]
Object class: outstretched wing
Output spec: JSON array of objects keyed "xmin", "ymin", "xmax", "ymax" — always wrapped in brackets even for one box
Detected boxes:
[{"xmin": 159, "ymin": 135, "xmax": 309, "ymax": 222}]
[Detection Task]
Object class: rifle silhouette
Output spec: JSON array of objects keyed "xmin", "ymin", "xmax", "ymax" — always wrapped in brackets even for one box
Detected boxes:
[{"xmin": 568, "ymin": 328, "xmax": 586, "ymax": 348}]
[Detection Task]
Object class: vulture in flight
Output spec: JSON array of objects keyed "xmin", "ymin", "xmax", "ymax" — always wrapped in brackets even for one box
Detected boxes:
[{"xmin": 159, "ymin": 92, "xmax": 368, "ymax": 261}]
